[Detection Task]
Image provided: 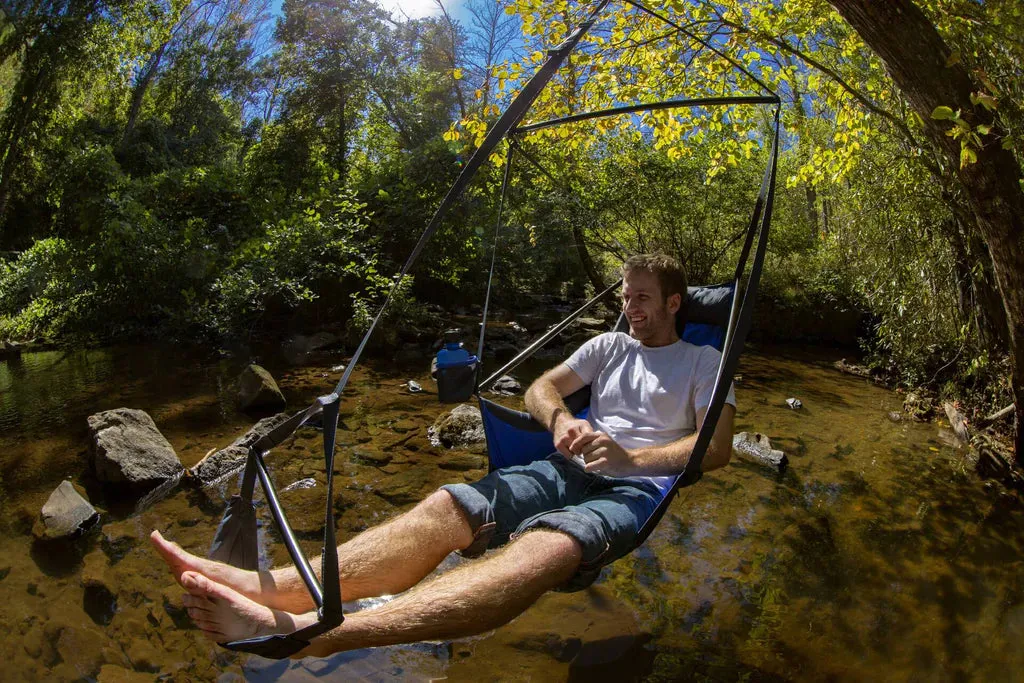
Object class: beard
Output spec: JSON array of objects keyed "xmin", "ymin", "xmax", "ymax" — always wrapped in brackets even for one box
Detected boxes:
[{"xmin": 628, "ymin": 302, "xmax": 674, "ymax": 342}]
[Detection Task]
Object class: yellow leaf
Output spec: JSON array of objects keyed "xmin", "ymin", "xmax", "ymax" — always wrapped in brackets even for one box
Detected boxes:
[{"xmin": 453, "ymin": 68, "xmax": 463, "ymax": 80}]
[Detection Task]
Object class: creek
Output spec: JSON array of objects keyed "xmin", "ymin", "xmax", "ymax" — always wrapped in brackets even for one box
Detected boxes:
[{"xmin": 0, "ymin": 342, "xmax": 1021, "ymax": 681}]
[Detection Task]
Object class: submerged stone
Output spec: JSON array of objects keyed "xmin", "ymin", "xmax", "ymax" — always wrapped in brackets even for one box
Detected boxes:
[{"xmin": 33, "ymin": 480, "xmax": 99, "ymax": 541}]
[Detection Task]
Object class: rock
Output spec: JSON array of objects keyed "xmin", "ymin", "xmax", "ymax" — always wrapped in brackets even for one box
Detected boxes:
[
  {"xmin": 438, "ymin": 452, "xmax": 486, "ymax": 471},
  {"xmin": 732, "ymin": 432, "xmax": 788, "ymax": 470},
  {"xmin": 81, "ymin": 551, "xmax": 117, "ymax": 626},
  {"xmin": 407, "ymin": 380, "xmax": 423, "ymax": 393},
  {"xmin": 393, "ymin": 344, "xmax": 425, "ymax": 365},
  {"xmin": 351, "ymin": 447, "xmax": 393, "ymax": 466},
  {"xmin": 575, "ymin": 317, "xmax": 607, "ymax": 331},
  {"xmin": 55, "ymin": 625, "xmax": 117, "ymax": 680},
  {"xmin": 490, "ymin": 375, "xmax": 523, "ymax": 396},
  {"xmin": 391, "ymin": 418, "xmax": 419, "ymax": 433},
  {"xmin": 32, "ymin": 480, "xmax": 99, "ymax": 540},
  {"xmin": 283, "ymin": 332, "xmax": 342, "ymax": 363},
  {"xmin": 785, "ymin": 397, "xmax": 803, "ymax": 410},
  {"xmin": 429, "ymin": 405, "xmax": 485, "ymax": 448},
  {"xmin": 374, "ymin": 465, "xmax": 434, "ymax": 505},
  {"xmin": 486, "ymin": 341, "xmax": 520, "ymax": 360},
  {"xmin": 834, "ymin": 359, "xmax": 872, "ymax": 378},
  {"xmin": 0, "ymin": 339, "xmax": 22, "ymax": 358},
  {"xmin": 281, "ymin": 477, "xmax": 317, "ymax": 492},
  {"xmin": 887, "ymin": 411, "xmax": 903, "ymax": 423},
  {"xmin": 942, "ymin": 402, "xmax": 971, "ymax": 445},
  {"xmin": 276, "ymin": 485, "xmax": 326, "ymax": 536},
  {"xmin": 236, "ymin": 364, "xmax": 286, "ymax": 411},
  {"xmin": 99, "ymin": 519, "xmax": 139, "ymax": 562},
  {"xmin": 98, "ymin": 665, "xmax": 158, "ymax": 682},
  {"xmin": 88, "ymin": 409, "xmax": 183, "ymax": 488},
  {"xmin": 188, "ymin": 412, "xmax": 291, "ymax": 486},
  {"xmin": 903, "ymin": 392, "xmax": 934, "ymax": 420}
]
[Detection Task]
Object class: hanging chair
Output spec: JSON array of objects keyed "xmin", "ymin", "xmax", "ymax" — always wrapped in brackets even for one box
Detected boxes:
[{"xmin": 206, "ymin": 0, "xmax": 780, "ymax": 659}]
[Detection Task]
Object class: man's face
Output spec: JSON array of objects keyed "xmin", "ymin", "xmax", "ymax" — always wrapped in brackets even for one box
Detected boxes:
[{"xmin": 621, "ymin": 270, "xmax": 681, "ymax": 346}]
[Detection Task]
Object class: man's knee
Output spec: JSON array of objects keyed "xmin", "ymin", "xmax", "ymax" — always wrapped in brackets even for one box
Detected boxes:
[
  {"xmin": 510, "ymin": 528, "xmax": 584, "ymax": 583},
  {"xmin": 412, "ymin": 489, "xmax": 475, "ymax": 547}
]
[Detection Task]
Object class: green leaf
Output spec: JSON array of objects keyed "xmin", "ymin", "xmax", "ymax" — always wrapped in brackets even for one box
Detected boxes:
[
  {"xmin": 931, "ymin": 106, "xmax": 955, "ymax": 120},
  {"xmin": 975, "ymin": 124, "xmax": 992, "ymax": 136},
  {"xmin": 959, "ymin": 146, "xmax": 977, "ymax": 168}
]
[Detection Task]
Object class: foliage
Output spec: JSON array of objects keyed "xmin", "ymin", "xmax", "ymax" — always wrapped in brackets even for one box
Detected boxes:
[
  {"xmin": 210, "ymin": 186, "xmax": 377, "ymax": 337},
  {"xmin": 0, "ymin": 0, "xmax": 1021, "ymax": 418}
]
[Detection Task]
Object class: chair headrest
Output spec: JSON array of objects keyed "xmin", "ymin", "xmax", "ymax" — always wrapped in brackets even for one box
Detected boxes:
[{"xmin": 676, "ymin": 283, "xmax": 735, "ymax": 335}]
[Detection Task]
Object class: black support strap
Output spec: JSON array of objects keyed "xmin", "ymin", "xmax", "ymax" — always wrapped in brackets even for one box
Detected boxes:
[{"xmin": 632, "ymin": 106, "xmax": 780, "ymax": 548}]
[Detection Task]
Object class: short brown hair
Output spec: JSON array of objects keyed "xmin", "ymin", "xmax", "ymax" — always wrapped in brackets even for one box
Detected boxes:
[{"xmin": 621, "ymin": 253, "xmax": 688, "ymax": 302}]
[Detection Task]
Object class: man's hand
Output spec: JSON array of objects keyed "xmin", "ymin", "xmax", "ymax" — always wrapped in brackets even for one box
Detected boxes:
[
  {"xmin": 570, "ymin": 431, "xmax": 633, "ymax": 477},
  {"xmin": 553, "ymin": 414, "xmax": 593, "ymax": 458}
]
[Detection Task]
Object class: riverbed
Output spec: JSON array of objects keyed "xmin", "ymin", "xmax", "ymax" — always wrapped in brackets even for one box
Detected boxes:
[{"xmin": 0, "ymin": 342, "xmax": 1021, "ymax": 681}]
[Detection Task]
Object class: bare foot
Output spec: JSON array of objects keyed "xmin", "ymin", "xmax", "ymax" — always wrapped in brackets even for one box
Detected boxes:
[
  {"xmin": 181, "ymin": 571, "xmax": 317, "ymax": 643},
  {"xmin": 152, "ymin": 529, "xmax": 320, "ymax": 614},
  {"xmin": 150, "ymin": 530, "xmax": 260, "ymax": 596}
]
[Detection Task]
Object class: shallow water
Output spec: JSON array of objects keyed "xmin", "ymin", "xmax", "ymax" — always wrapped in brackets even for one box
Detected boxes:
[{"xmin": 0, "ymin": 343, "xmax": 1021, "ymax": 681}]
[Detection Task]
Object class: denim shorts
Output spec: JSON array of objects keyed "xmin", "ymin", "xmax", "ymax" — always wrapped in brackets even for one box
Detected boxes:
[{"xmin": 441, "ymin": 454, "xmax": 662, "ymax": 591}]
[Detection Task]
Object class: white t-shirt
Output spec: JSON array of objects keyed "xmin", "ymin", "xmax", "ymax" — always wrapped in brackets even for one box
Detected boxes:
[{"xmin": 564, "ymin": 331, "xmax": 736, "ymax": 495}]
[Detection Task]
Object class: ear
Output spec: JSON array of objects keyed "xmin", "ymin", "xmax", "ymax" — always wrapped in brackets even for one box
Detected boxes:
[{"xmin": 666, "ymin": 292, "xmax": 682, "ymax": 315}]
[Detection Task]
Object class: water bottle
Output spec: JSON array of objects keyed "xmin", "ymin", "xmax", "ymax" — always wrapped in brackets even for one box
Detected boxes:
[{"xmin": 434, "ymin": 329, "xmax": 478, "ymax": 403}]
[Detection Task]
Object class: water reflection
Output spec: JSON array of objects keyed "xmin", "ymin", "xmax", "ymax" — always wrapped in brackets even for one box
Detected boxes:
[{"xmin": 0, "ymin": 345, "xmax": 1021, "ymax": 681}]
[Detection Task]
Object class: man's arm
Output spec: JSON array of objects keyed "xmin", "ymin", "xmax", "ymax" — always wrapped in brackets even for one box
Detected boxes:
[
  {"xmin": 524, "ymin": 364, "xmax": 592, "ymax": 458},
  {"xmin": 572, "ymin": 404, "xmax": 736, "ymax": 477}
]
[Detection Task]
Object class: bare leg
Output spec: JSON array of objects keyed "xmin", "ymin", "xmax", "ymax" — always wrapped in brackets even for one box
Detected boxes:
[
  {"xmin": 152, "ymin": 489, "xmax": 475, "ymax": 613},
  {"xmin": 178, "ymin": 528, "xmax": 583, "ymax": 655}
]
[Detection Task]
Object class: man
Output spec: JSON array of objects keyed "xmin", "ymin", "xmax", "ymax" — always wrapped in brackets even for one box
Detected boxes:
[{"xmin": 151, "ymin": 253, "xmax": 736, "ymax": 657}]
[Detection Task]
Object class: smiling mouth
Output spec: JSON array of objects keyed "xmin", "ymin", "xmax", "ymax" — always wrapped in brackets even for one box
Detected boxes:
[{"xmin": 628, "ymin": 315, "xmax": 647, "ymax": 325}]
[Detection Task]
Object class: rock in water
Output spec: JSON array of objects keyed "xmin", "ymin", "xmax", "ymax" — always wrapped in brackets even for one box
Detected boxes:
[
  {"xmin": 88, "ymin": 409, "xmax": 183, "ymax": 488},
  {"xmin": 786, "ymin": 398, "xmax": 803, "ymax": 410},
  {"xmin": 490, "ymin": 375, "xmax": 522, "ymax": 395},
  {"xmin": 33, "ymin": 480, "xmax": 99, "ymax": 540},
  {"xmin": 429, "ymin": 405, "xmax": 485, "ymax": 448},
  {"xmin": 407, "ymin": 380, "xmax": 423, "ymax": 393},
  {"xmin": 732, "ymin": 432, "xmax": 788, "ymax": 471},
  {"xmin": 188, "ymin": 412, "xmax": 291, "ymax": 487},
  {"xmin": 236, "ymin": 364, "xmax": 286, "ymax": 411}
]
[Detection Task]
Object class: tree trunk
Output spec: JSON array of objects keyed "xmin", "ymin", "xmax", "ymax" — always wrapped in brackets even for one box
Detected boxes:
[
  {"xmin": 119, "ymin": 41, "xmax": 168, "ymax": 153},
  {"xmin": 827, "ymin": 0, "xmax": 1024, "ymax": 463},
  {"xmin": 572, "ymin": 221, "xmax": 605, "ymax": 295},
  {"xmin": 0, "ymin": 68, "xmax": 45, "ymax": 224}
]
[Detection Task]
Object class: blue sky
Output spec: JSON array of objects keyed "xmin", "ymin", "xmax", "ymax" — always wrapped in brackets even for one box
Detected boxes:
[{"xmin": 270, "ymin": 0, "xmax": 472, "ymax": 22}]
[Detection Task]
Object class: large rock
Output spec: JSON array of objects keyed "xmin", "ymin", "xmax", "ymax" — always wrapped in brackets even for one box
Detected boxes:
[
  {"xmin": 429, "ymin": 405, "xmax": 485, "ymax": 448},
  {"xmin": 88, "ymin": 409, "xmax": 183, "ymax": 487},
  {"xmin": 237, "ymin": 364, "xmax": 286, "ymax": 411},
  {"xmin": 32, "ymin": 480, "xmax": 99, "ymax": 540},
  {"xmin": 188, "ymin": 412, "xmax": 292, "ymax": 486},
  {"xmin": 732, "ymin": 432, "xmax": 788, "ymax": 471}
]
